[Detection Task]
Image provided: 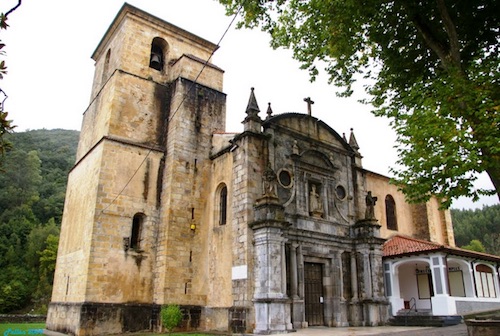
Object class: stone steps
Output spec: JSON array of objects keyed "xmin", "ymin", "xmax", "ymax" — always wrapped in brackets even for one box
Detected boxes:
[{"xmin": 389, "ymin": 310, "xmax": 462, "ymax": 327}]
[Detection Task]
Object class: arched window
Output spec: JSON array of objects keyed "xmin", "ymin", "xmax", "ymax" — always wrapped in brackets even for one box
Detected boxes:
[
  {"xmin": 385, "ymin": 195, "xmax": 398, "ymax": 230},
  {"xmin": 475, "ymin": 264, "xmax": 497, "ymax": 298},
  {"xmin": 149, "ymin": 37, "xmax": 167, "ymax": 71},
  {"xmin": 131, "ymin": 213, "xmax": 145, "ymax": 250},
  {"xmin": 218, "ymin": 184, "xmax": 228, "ymax": 225}
]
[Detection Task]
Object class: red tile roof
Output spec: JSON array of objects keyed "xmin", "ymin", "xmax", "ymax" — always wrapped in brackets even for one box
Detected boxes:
[
  {"xmin": 383, "ymin": 235, "xmax": 443, "ymax": 257},
  {"xmin": 383, "ymin": 235, "xmax": 500, "ymax": 262}
]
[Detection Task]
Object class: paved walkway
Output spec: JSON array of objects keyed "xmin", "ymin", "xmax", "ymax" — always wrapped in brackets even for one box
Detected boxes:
[
  {"xmin": 47, "ymin": 323, "xmax": 469, "ymax": 336},
  {"xmin": 287, "ymin": 323, "xmax": 468, "ymax": 336}
]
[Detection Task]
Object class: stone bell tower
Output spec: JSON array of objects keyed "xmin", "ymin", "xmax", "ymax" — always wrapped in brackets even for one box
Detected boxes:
[{"xmin": 46, "ymin": 4, "xmax": 226, "ymax": 335}]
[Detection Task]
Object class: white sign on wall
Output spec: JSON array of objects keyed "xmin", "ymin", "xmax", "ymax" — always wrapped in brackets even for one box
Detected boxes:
[{"xmin": 232, "ymin": 265, "xmax": 248, "ymax": 280}]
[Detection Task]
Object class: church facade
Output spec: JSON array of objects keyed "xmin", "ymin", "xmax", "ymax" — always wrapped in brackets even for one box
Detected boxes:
[{"xmin": 46, "ymin": 4, "xmax": 458, "ymax": 335}]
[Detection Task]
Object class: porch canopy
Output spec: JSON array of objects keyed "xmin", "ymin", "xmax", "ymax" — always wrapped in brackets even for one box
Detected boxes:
[{"xmin": 383, "ymin": 235, "xmax": 500, "ymax": 316}]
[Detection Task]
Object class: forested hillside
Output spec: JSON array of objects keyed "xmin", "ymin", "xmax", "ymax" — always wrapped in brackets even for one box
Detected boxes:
[
  {"xmin": 452, "ymin": 204, "xmax": 500, "ymax": 255},
  {"xmin": 0, "ymin": 129, "xmax": 79, "ymax": 313}
]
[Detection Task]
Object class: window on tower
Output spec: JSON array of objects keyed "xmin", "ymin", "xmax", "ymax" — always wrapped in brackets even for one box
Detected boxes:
[
  {"xmin": 149, "ymin": 37, "xmax": 167, "ymax": 71},
  {"xmin": 131, "ymin": 213, "xmax": 145, "ymax": 250}
]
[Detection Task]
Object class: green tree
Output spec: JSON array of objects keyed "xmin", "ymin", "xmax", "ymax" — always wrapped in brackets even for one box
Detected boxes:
[
  {"xmin": 219, "ymin": 0, "xmax": 500, "ymax": 207},
  {"xmin": 452, "ymin": 204, "xmax": 500, "ymax": 255},
  {"xmin": 0, "ymin": 266, "xmax": 33, "ymax": 313},
  {"xmin": 0, "ymin": 129, "xmax": 77, "ymax": 312},
  {"xmin": 461, "ymin": 239, "xmax": 486, "ymax": 253},
  {"xmin": 0, "ymin": 2, "xmax": 21, "ymax": 160},
  {"xmin": 32, "ymin": 233, "xmax": 59, "ymax": 313}
]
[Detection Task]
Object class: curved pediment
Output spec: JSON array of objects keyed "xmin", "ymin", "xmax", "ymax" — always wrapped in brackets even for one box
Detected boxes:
[
  {"xmin": 299, "ymin": 149, "xmax": 335, "ymax": 170},
  {"xmin": 263, "ymin": 113, "xmax": 353, "ymax": 152}
]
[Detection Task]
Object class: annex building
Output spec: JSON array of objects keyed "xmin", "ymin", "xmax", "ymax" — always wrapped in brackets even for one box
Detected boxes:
[{"xmin": 46, "ymin": 3, "xmax": 500, "ymax": 335}]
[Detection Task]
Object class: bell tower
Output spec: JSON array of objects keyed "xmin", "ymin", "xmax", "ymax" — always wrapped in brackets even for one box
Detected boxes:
[{"xmin": 47, "ymin": 4, "xmax": 226, "ymax": 335}]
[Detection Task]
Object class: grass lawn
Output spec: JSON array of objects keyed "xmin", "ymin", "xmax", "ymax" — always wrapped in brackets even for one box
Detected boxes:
[
  {"xmin": 0, "ymin": 323, "xmax": 45, "ymax": 335},
  {"xmin": 0, "ymin": 324, "xmax": 220, "ymax": 336}
]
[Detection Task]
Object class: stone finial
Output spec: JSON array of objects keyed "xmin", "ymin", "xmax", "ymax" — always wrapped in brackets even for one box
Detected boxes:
[
  {"xmin": 266, "ymin": 102, "xmax": 273, "ymax": 120},
  {"xmin": 349, "ymin": 128, "xmax": 360, "ymax": 152},
  {"xmin": 243, "ymin": 87, "xmax": 262, "ymax": 132},
  {"xmin": 245, "ymin": 87, "xmax": 260, "ymax": 118}
]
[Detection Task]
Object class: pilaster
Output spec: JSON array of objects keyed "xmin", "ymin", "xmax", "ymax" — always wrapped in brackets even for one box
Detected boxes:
[{"xmin": 250, "ymin": 194, "xmax": 293, "ymax": 334}]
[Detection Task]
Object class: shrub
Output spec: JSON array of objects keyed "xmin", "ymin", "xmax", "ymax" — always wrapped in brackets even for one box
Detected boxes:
[{"xmin": 160, "ymin": 304, "xmax": 183, "ymax": 333}]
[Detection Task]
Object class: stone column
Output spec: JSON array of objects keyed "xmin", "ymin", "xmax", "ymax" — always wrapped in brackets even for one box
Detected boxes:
[
  {"xmin": 352, "ymin": 217, "xmax": 389, "ymax": 326},
  {"xmin": 290, "ymin": 244, "xmax": 299, "ymax": 299},
  {"xmin": 281, "ymin": 240, "xmax": 287, "ymax": 297},
  {"xmin": 336, "ymin": 251, "xmax": 344, "ymax": 301},
  {"xmin": 363, "ymin": 251, "xmax": 373, "ymax": 299},
  {"xmin": 250, "ymin": 195, "xmax": 293, "ymax": 334},
  {"xmin": 350, "ymin": 252, "xmax": 358, "ymax": 301}
]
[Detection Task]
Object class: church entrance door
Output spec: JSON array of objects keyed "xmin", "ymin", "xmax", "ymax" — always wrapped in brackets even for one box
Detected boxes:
[{"xmin": 304, "ymin": 262, "xmax": 324, "ymax": 326}]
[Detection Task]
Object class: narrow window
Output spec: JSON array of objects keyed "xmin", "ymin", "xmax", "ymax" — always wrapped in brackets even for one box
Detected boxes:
[
  {"xmin": 219, "ymin": 186, "xmax": 227, "ymax": 225},
  {"xmin": 149, "ymin": 37, "xmax": 167, "ymax": 71},
  {"xmin": 131, "ymin": 213, "xmax": 145, "ymax": 250},
  {"xmin": 385, "ymin": 195, "xmax": 398, "ymax": 230}
]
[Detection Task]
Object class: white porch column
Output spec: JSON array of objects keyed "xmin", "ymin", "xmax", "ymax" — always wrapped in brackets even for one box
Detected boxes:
[
  {"xmin": 385, "ymin": 262, "xmax": 403, "ymax": 315},
  {"xmin": 430, "ymin": 254, "xmax": 456, "ymax": 315}
]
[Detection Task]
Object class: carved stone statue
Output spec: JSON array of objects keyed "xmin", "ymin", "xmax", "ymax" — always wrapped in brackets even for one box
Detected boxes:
[
  {"xmin": 309, "ymin": 184, "xmax": 323, "ymax": 217},
  {"xmin": 365, "ymin": 191, "xmax": 378, "ymax": 220},
  {"xmin": 292, "ymin": 140, "xmax": 299, "ymax": 155},
  {"xmin": 262, "ymin": 163, "xmax": 278, "ymax": 198}
]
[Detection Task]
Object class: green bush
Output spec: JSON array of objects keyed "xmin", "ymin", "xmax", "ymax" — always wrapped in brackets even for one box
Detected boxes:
[{"xmin": 160, "ymin": 304, "xmax": 183, "ymax": 333}]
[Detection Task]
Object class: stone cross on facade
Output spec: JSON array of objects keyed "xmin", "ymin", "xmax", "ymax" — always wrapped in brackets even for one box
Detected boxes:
[{"xmin": 304, "ymin": 97, "xmax": 314, "ymax": 116}]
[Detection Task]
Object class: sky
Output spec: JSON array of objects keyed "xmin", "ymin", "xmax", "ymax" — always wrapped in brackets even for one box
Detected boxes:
[{"xmin": 1, "ymin": 0, "xmax": 497, "ymax": 210}]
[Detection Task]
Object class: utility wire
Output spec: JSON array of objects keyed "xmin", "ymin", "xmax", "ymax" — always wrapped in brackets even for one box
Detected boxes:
[{"xmin": 97, "ymin": 6, "xmax": 242, "ymax": 218}]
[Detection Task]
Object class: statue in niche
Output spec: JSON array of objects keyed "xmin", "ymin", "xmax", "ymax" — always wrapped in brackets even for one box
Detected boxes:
[
  {"xmin": 262, "ymin": 162, "xmax": 278, "ymax": 198},
  {"xmin": 309, "ymin": 184, "xmax": 323, "ymax": 217},
  {"xmin": 292, "ymin": 140, "xmax": 299, "ymax": 155},
  {"xmin": 365, "ymin": 191, "xmax": 378, "ymax": 220}
]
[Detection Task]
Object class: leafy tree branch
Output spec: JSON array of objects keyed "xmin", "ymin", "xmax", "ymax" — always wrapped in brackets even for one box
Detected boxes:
[{"xmin": 218, "ymin": 0, "xmax": 500, "ymax": 207}]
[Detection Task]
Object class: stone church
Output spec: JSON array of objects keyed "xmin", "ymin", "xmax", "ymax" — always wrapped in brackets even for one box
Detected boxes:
[{"xmin": 46, "ymin": 3, "xmax": 457, "ymax": 335}]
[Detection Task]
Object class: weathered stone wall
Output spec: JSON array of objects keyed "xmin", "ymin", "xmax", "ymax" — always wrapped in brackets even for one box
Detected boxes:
[
  {"xmin": 84, "ymin": 140, "xmax": 162, "ymax": 303},
  {"xmin": 51, "ymin": 145, "xmax": 103, "ymax": 304},
  {"xmin": 230, "ymin": 132, "xmax": 267, "ymax": 331},
  {"xmin": 205, "ymin": 152, "xmax": 234, "ymax": 309},
  {"xmin": 46, "ymin": 302, "xmax": 159, "ymax": 336},
  {"xmin": 155, "ymin": 78, "xmax": 226, "ymax": 309},
  {"xmin": 264, "ymin": 115, "xmax": 357, "ymax": 225},
  {"xmin": 90, "ymin": 6, "xmax": 219, "ymax": 99},
  {"xmin": 426, "ymin": 197, "xmax": 455, "ymax": 246},
  {"xmin": 364, "ymin": 171, "xmax": 454, "ymax": 245},
  {"xmin": 364, "ymin": 171, "xmax": 416, "ymax": 238},
  {"xmin": 50, "ymin": 4, "xmax": 227, "ymax": 335}
]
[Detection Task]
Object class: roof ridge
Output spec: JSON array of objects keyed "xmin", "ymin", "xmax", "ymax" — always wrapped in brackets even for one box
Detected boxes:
[{"xmin": 384, "ymin": 234, "xmax": 444, "ymax": 247}]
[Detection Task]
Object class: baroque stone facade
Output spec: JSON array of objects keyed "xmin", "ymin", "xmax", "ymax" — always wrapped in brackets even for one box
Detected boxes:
[{"xmin": 46, "ymin": 4, "xmax": 454, "ymax": 335}]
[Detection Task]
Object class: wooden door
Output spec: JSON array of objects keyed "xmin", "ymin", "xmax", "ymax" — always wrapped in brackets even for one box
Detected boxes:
[{"xmin": 304, "ymin": 262, "xmax": 324, "ymax": 325}]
